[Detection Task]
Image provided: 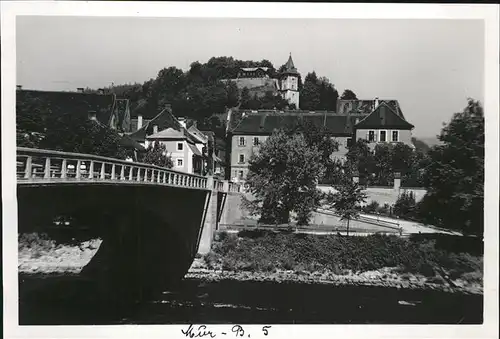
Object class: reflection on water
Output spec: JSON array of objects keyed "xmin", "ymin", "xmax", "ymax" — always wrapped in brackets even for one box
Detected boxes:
[{"xmin": 19, "ymin": 274, "xmax": 483, "ymax": 325}]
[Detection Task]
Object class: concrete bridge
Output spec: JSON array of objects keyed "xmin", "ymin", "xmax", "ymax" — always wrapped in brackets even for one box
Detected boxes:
[{"xmin": 16, "ymin": 147, "xmax": 242, "ymax": 302}]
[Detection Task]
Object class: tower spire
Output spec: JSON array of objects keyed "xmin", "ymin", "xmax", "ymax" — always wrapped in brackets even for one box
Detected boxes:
[{"xmin": 284, "ymin": 53, "xmax": 297, "ymax": 74}]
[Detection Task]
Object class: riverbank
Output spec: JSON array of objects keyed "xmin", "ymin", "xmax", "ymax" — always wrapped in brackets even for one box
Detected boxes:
[
  {"xmin": 18, "ymin": 233, "xmax": 102, "ymax": 274},
  {"xmin": 18, "ymin": 231, "xmax": 483, "ymax": 295},
  {"xmin": 194, "ymin": 231, "xmax": 483, "ymax": 295}
]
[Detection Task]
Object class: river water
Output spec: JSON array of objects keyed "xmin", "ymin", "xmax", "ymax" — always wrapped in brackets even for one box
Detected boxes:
[{"xmin": 19, "ymin": 274, "xmax": 482, "ymax": 325}]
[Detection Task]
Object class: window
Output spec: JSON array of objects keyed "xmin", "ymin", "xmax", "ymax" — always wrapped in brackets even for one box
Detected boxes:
[
  {"xmin": 238, "ymin": 136, "xmax": 246, "ymax": 146},
  {"xmin": 379, "ymin": 130, "xmax": 387, "ymax": 142},
  {"xmin": 239, "ymin": 171, "xmax": 244, "ymax": 179},
  {"xmin": 177, "ymin": 142, "xmax": 184, "ymax": 151},
  {"xmin": 239, "ymin": 154, "xmax": 245, "ymax": 164},
  {"xmin": 253, "ymin": 137, "xmax": 259, "ymax": 146},
  {"xmin": 346, "ymin": 138, "xmax": 353, "ymax": 147},
  {"xmin": 392, "ymin": 130, "xmax": 399, "ymax": 142},
  {"xmin": 368, "ymin": 131, "xmax": 375, "ymax": 142},
  {"xmin": 176, "ymin": 158, "xmax": 183, "ymax": 167}
]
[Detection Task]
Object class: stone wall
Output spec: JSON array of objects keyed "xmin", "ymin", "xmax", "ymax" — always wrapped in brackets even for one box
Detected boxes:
[
  {"xmin": 219, "ymin": 192, "xmax": 250, "ymax": 226},
  {"xmin": 318, "ymin": 185, "xmax": 427, "ymax": 206}
]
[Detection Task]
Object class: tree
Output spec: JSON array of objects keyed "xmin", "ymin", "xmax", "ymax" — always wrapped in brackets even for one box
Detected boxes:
[
  {"xmin": 300, "ymin": 72, "xmax": 321, "ymax": 110},
  {"xmin": 245, "ymin": 129, "xmax": 327, "ymax": 226},
  {"xmin": 327, "ymin": 177, "xmax": 367, "ymax": 236},
  {"xmin": 240, "ymin": 87, "xmax": 251, "ymax": 108},
  {"xmin": 345, "ymin": 139, "xmax": 375, "ymax": 184},
  {"xmin": 142, "ymin": 141, "xmax": 174, "ymax": 168},
  {"xmin": 411, "ymin": 137, "xmax": 431, "ymax": 153},
  {"xmin": 225, "ymin": 81, "xmax": 240, "ymax": 108},
  {"xmin": 419, "ymin": 99, "xmax": 484, "ymax": 235},
  {"xmin": 318, "ymin": 76, "xmax": 339, "ymax": 111},
  {"xmin": 16, "ymin": 93, "xmax": 50, "ymax": 148},
  {"xmin": 373, "ymin": 143, "xmax": 393, "ymax": 186},
  {"xmin": 299, "ymin": 72, "xmax": 339, "ymax": 111},
  {"xmin": 291, "ymin": 119, "xmax": 339, "ymax": 169},
  {"xmin": 340, "ymin": 89, "xmax": 358, "ymax": 100},
  {"xmin": 40, "ymin": 111, "xmax": 129, "ymax": 159}
]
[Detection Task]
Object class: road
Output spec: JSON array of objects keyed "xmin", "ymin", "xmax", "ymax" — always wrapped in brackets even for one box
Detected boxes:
[{"xmin": 358, "ymin": 213, "xmax": 463, "ymax": 235}]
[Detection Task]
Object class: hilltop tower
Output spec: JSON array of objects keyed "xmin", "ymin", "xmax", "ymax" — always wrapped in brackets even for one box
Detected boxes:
[{"xmin": 279, "ymin": 53, "xmax": 300, "ymax": 109}]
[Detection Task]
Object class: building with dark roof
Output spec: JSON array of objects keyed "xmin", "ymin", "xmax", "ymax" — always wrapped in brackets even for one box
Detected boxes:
[
  {"xmin": 16, "ymin": 88, "xmax": 145, "ymax": 156},
  {"xmin": 128, "ymin": 105, "xmax": 222, "ymax": 175},
  {"xmin": 226, "ymin": 98, "xmax": 414, "ymax": 181},
  {"xmin": 222, "ymin": 54, "xmax": 301, "ymax": 108}
]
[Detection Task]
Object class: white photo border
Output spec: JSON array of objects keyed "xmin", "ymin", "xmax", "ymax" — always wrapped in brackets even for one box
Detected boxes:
[{"xmin": 2, "ymin": 2, "xmax": 498, "ymax": 339}]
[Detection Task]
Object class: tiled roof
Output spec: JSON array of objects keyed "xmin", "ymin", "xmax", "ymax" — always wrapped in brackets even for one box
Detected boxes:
[
  {"xmin": 229, "ymin": 111, "xmax": 354, "ymax": 136},
  {"xmin": 128, "ymin": 107, "xmax": 182, "ymax": 142},
  {"xmin": 17, "ymin": 90, "xmax": 115, "ymax": 126},
  {"xmin": 354, "ymin": 102, "xmax": 414, "ymax": 130}
]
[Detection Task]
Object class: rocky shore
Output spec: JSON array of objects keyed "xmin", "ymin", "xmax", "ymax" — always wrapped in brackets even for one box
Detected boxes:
[
  {"xmin": 18, "ymin": 236, "xmax": 102, "ymax": 274},
  {"xmin": 187, "ymin": 258, "xmax": 483, "ymax": 295},
  {"xmin": 18, "ymin": 234, "xmax": 482, "ymax": 296}
]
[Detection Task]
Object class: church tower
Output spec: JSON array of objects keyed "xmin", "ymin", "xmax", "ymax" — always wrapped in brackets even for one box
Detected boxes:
[{"xmin": 279, "ymin": 53, "xmax": 300, "ymax": 109}]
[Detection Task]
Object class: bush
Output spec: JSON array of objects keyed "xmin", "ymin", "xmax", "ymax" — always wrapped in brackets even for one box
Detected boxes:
[
  {"xmin": 376, "ymin": 203, "xmax": 391, "ymax": 215},
  {"xmin": 209, "ymin": 232, "xmax": 483, "ymax": 278},
  {"xmin": 203, "ymin": 251, "xmax": 219, "ymax": 269},
  {"xmin": 363, "ymin": 201, "xmax": 380, "ymax": 213},
  {"xmin": 394, "ymin": 190, "xmax": 417, "ymax": 219}
]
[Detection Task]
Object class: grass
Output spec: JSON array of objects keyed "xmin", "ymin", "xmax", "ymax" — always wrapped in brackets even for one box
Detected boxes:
[{"xmin": 204, "ymin": 231, "xmax": 483, "ymax": 281}]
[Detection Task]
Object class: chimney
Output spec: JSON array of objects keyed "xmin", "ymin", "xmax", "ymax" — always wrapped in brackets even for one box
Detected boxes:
[
  {"xmin": 153, "ymin": 125, "xmax": 158, "ymax": 134},
  {"xmin": 165, "ymin": 103, "xmax": 172, "ymax": 111},
  {"xmin": 98, "ymin": 88, "xmax": 105, "ymax": 95},
  {"xmin": 77, "ymin": 88, "xmax": 84, "ymax": 93},
  {"xmin": 16, "ymin": 85, "xmax": 22, "ymax": 91},
  {"xmin": 178, "ymin": 117, "xmax": 186, "ymax": 129},
  {"xmin": 137, "ymin": 114, "xmax": 143, "ymax": 130},
  {"xmin": 192, "ymin": 120, "xmax": 197, "ymax": 129},
  {"xmin": 374, "ymin": 97, "xmax": 379, "ymax": 109},
  {"xmin": 355, "ymin": 118, "xmax": 360, "ymax": 124},
  {"xmin": 88, "ymin": 111, "xmax": 97, "ymax": 121}
]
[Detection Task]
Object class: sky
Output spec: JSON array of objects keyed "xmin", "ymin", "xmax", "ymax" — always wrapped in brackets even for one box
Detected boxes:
[{"xmin": 16, "ymin": 16, "xmax": 484, "ymax": 138}]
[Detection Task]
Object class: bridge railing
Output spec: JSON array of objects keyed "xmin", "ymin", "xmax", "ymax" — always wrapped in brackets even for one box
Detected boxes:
[{"xmin": 16, "ymin": 147, "xmax": 209, "ymax": 190}]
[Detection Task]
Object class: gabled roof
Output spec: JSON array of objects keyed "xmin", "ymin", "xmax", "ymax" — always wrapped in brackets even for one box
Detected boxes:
[
  {"xmin": 337, "ymin": 99, "xmax": 406, "ymax": 119},
  {"xmin": 354, "ymin": 102, "xmax": 414, "ymax": 130},
  {"xmin": 129, "ymin": 107, "xmax": 204, "ymax": 144},
  {"xmin": 146, "ymin": 128, "xmax": 185, "ymax": 140},
  {"xmin": 128, "ymin": 107, "xmax": 182, "ymax": 142}
]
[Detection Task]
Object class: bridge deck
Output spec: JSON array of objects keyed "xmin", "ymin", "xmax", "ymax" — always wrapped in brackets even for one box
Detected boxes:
[{"xmin": 16, "ymin": 147, "xmax": 241, "ymax": 193}]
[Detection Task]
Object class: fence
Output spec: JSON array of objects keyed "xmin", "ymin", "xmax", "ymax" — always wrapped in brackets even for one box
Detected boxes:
[{"xmin": 16, "ymin": 147, "xmax": 242, "ymax": 191}]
